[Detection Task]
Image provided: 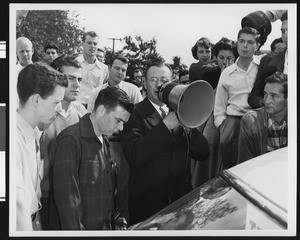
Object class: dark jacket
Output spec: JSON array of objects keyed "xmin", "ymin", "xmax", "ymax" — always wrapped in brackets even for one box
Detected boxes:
[
  {"xmin": 248, "ymin": 48, "xmax": 286, "ymax": 109},
  {"xmin": 120, "ymin": 98, "xmax": 209, "ymax": 225}
]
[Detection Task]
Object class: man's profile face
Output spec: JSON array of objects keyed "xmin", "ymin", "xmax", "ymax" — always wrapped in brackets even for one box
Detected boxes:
[
  {"xmin": 35, "ymin": 85, "xmax": 65, "ymax": 124},
  {"xmin": 96, "ymin": 105, "xmax": 131, "ymax": 137},
  {"xmin": 264, "ymin": 82, "xmax": 287, "ymax": 117},
  {"xmin": 237, "ymin": 33, "xmax": 258, "ymax": 60},
  {"xmin": 82, "ymin": 35, "xmax": 98, "ymax": 57},
  {"xmin": 45, "ymin": 48, "xmax": 58, "ymax": 64},
  {"xmin": 109, "ymin": 59, "xmax": 128, "ymax": 85},
  {"xmin": 61, "ymin": 65, "xmax": 82, "ymax": 102},
  {"xmin": 281, "ymin": 20, "xmax": 288, "ymax": 47},
  {"xmin": 17, "ymin": 41, "xmax": 33, "ymax": 67},
  {"xmin": 146, "ymin": 65, "xmax": 172, "ymax": 106}
]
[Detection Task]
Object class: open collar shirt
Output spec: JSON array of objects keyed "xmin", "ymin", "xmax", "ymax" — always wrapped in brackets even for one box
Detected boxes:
[
  {"xmin": 214, "ymin": 55, "xmax": 263, "ymax": 128},
  {"xmin": 87, "ymin": 80, "xmax": 143, "ymax": 113},
  {"xmin": 51, "ymin": 113, "xmax": 116, "ymax": 230},
  {"xmin": 16, "ymin": 112, "xmax": 43, "ymax": 230},
  {"xmin": 76, "ymin": 55, "xmax": 109, "ymax": 105}
]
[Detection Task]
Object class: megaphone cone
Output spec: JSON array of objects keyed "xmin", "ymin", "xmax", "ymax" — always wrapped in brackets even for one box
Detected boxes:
[{"xmin": 158, "ymin": 80, "xmax": 214, "ymax": 128}]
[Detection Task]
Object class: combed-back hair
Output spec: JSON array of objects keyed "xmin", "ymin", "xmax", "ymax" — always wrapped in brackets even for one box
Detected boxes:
[
  {"xmin": 281, "ymin": 11, "xmax": 287, "ymax": 21},
  {"xmin": 17, "ymin": 62, "xmax": 68, "ymax": 106},
  {"xmin": 237, "ymin": 27, "xmax": 261, "ymax": 45},
  {"xmin": 50, "ymin": 54, "xmax": 81, "ymax": 73},
  {"xmin": 94, "ymin": 86, "xmax": 134, "ymax": 114},
  {"xmin": 108, "ymin": 54, "xmax": 129, "ymax": 67},
  {"xmin": 191, "ymin": 37, "xmax": 214, "ymax": 60},
  {"xmin": 264, "ymin": 71, "xmax": 287, "ymax": 99},
  {"xmin": 44, "ymin": 43, "xmax": 59, "ymax": 52},
  {"xmin": 270, "ymin": 38, "xmax": 283, "ymax": 52},
  {"xmin": 82, "ymin": 31, "xmax": 98, "ymax": 42}
]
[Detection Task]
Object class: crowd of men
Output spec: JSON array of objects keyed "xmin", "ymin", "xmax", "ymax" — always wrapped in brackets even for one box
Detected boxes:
[{"xmin": 15, "ymin": 10, "xmax": 288, "ymax": 231}]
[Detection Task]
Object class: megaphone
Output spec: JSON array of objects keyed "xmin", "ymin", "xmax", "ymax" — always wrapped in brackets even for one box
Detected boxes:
[
  {"xmin": 241, "ymin": 10, "xmax": 286, "ymax": 50},
  {"xmin": 158, "ymin": 80, "xmax": 214, "ymax": 128}
]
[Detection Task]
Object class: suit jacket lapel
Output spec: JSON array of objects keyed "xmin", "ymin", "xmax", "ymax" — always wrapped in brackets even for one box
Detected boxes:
[{"xmin": 142, "ymin": 98, "xmax": 163, "ymax": 128}]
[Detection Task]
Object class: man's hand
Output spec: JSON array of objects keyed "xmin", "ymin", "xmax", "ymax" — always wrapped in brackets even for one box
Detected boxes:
[
  {"xmin": 115, "ymin": 217, "xmax": 127, "ymax": 230},
  {"xmin": 163, "ymin": 111, "xmax": 180, "ymax": 130}
]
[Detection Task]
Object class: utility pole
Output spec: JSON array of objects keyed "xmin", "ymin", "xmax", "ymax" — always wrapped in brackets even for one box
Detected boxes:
[{"xmin": 108, "ymin": 38, "xmax": 122, "ymax": 54}]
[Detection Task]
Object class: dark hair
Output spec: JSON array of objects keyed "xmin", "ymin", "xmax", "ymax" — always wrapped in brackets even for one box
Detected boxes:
[
  {"xmin": 237, "ymin": 27, "xmax": 261, "ymax": 45},
  {"xmin": 212, "ymin": 37, "xmax": 238, "ymax": 59},
  {"xmin": 17, "ymin": 62, "xmax": 68, "ymax": 105},
  {"xmin": 108, "ymin": 55, "xmax": 129, "ymax": 67},
  {"xmin": 44, "ymin": 43, "xmax": 59, "ymax": 53},
  {"xmin": 178, "ymin": 69, "xmax": 189, "ymax": 79},
  {"xmin": 82, "ymin": 31, "xmax": 98, "ymax": 42},
  {"xmin": 270, "ymin": 38, "xmax": 283, "ymax": 52},
  {"xmin": 191, "ymin": 37, "xmax": 214, "ymax": 60},
  {"xmin": 146, "ymin": 59, "xmax": 173, "ymax": 79},
  {"xmin": 281, "ymin": 11, "xmax": 287, "ymax": 21},
  {"xmin": 264, "ymin": 71, "xmax": 287, "ymax": 98},
  {"xmin": 134, "ymin": 69, "xmax": 143, "ymax": 75},
  {"xmin": 50, "ymin": 54, "xmax": 81, "ymax": 73},
  {"xmin": 93, "ymin": 86, "xmax": 134, "ymax": 114},
  {"xmin": 97, "ymin": 48, "xmax": 105, "ymax": 53}
]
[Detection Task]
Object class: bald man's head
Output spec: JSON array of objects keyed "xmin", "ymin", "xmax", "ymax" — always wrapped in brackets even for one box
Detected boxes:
[{"xmin": 16, "ymin": 37, "xmax": 34, "ymax": 67}]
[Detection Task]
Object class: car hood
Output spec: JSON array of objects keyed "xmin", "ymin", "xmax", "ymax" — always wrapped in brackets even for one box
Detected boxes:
[{"xmin": 227, "ymin": 147, "xmax": 288, "ymax": 211}]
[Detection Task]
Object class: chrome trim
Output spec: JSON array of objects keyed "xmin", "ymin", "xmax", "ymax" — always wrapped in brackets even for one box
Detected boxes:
[{"xmin": 220, "ymin": 170, "xmax": 287, "ymax": 229}]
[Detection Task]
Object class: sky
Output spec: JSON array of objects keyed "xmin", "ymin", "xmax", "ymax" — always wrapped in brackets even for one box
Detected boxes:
[{"xmin": 72, "ymin": 3, "xmax": 293, "ymax": 66}]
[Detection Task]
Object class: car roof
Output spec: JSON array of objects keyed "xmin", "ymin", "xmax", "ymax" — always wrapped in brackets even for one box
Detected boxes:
[{"xmin": 227, "ymin": 147, "xmax": 288, "ymax": 211}]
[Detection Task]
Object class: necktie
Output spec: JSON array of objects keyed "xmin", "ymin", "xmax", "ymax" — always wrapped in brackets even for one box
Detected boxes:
[{"xmin": 159, "ymin": 107, "xmax": 167, "ymax": 119}]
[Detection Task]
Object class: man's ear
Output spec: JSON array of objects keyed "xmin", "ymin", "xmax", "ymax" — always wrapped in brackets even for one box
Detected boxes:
[
  {"xmin": 95, "ymin": 104, "xmax": 106, "ymax": 116},
  {"xmin": 31, "ymin": 94, "xmax": 40, "ymax": 107}
]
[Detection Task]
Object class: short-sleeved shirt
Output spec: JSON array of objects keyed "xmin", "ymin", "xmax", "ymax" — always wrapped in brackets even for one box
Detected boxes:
[{"xmin": 76, "ymin": 55, "xmax": 109, "ymax": 105}]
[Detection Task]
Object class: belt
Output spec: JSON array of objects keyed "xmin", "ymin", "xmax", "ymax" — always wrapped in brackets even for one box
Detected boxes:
[{"xmin": 31, "ymin": 212, "xmax": 37, "ymax": 221}]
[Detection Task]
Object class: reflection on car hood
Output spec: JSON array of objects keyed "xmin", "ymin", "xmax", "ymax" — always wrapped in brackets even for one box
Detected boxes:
[{"xmin": 227, "ymin": 147, "xmax": 288, "ymax": 211}]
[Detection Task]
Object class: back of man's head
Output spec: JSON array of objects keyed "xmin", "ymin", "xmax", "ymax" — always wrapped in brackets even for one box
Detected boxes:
[
  {"xmin": 50, "ymin": 54, "xmax": 81, "ymax": 73},
  {"xmin": 18, "ymin": 62, "xmax": 68, "ymax": 106},
  {"xmin": 93, "ymin": 86, "xmax": 134, "ymax": 114}
]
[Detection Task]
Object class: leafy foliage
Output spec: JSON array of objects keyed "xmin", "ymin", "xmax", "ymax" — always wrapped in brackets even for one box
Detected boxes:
[{"xmin": 17, "ymin": 10, "xmax": 85, "ymax": 61}]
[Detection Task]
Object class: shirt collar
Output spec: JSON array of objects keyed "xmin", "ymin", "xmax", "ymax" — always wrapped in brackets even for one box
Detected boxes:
[
  {"xmin": 77, "ymin": 54, "xmax": 105, "ymax": 69},
  {"xmin": 148, "ymin": 99, "xmax": 169, "ymax": 116},
  {"xmin": 56, "ymin": 102, "xmax": 74, "ymax": 118},
  {"xmin": 227, "ymin": 55, "xmax": 261, "ymax": 75},
  {"xmin": 79, "ymin": 113, "xmax": 98, "ymax": 138},
  {"xmin": 17, "ymin": 111, "xmax": 40, "ymax": 143}
]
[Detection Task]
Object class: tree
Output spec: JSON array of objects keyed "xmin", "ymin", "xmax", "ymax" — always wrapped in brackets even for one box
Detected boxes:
[
  {"xmin": 17, "ymin": 10, "xmax": 85, "ymax": 61},
  {"xmin": 170, "ymin": 56, "xmax": 188, "ymax": 71},
  {"xmin": 105, "ymin": 34, "xmax": 163, "ymax": 79}
]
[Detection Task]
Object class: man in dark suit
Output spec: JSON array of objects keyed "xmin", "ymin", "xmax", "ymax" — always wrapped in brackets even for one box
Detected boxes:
[
  {"xmin": 120, "ymin": 60, "xmax": 209, "ymax": 226},
  {"xmin": 248, "ymin": 11, "xmax": 287, "ymax": 109}
]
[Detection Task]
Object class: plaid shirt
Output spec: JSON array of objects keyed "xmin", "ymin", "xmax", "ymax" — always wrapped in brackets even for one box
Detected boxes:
[
  {"xmin": 267, "ymin": 115, "xmax": 288, "ymax": 152},
  {"xmin": 51, "ymin": 113, "xmax": 116, "ymax": 230}
]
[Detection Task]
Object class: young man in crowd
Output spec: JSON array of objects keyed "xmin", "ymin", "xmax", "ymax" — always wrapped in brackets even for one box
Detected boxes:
[
  {"xmin": 238, "ymin": 72, "xmax": 287, "ymax": 163},
  {"xmin": 43, "ymin": 43, "xmax": 59, "ymax": 65},
  {"xmin": 76, "ymin": 31, "xmax": 109, "ymax": 107},
  {"xmin": 248, "ymin": 11, "xmax": 288, "ymax": 109},
  {"xmin": 214, "ymin": 27, "xmax": 262, "ymax": 169},
  {"xmin": 39, "ymin": 54, "xmax": 87, "ymax": 229},
  {"xmin": 16, "ymin": 63, "xmax": 67, "ymax": 230},
  {"xmin": 50, "ymin": 87, "xmax": 134, "ymax": 230}
]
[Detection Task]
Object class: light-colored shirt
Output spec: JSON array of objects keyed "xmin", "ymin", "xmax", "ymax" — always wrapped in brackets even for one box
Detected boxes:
[
  {"xmin": 40, "ymin": 101, "xmax": 87, "ymax": 197},
  {"xmin": 16, "ymin": 112, "xmax": 43, "ymax": 231},
  {"xmin": 76, "ymin": 55, "xmax": 109, "ymax": 105},
  {"xmin": 16, "ymin": 62, "xmax": 24, "ymax": 76},
  {"xmin": 283, "ymin": 49, "xmax": 288, "ymax": 74},
  {"xmin": 214, "ymin": 55, "xmax": 263, "ymax": 128},
  {"xmin": 87, "ymin": 80, "xmax": 143, "ymax": 113}
]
